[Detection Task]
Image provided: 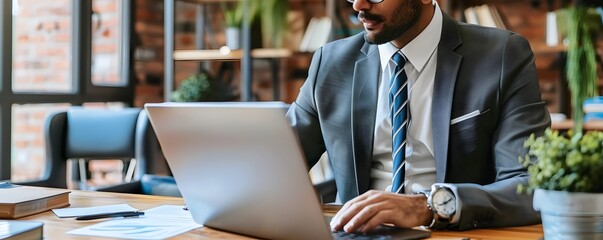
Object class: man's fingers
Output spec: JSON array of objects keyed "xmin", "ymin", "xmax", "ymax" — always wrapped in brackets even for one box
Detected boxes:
[
  {"xmin": 334, "ymin": 191, "xmax": 396, "ymax": 232},
  {"xmin": 343, "ymin": 200, "xmax": 390, "ymax": 233},
  {"xmin": 332, "ymin": 201, "xmax": 366, "ymax": 230},
  {"xmin": 331, "ymin": 191, "xmax": 379, "ymax": 230},
  {"xmin": 359, "ymin": 209, "xmax": 396, "ymax": 233}
]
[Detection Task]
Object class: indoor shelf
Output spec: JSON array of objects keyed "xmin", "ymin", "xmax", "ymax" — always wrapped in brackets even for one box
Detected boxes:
[{"xmin": 173, "ymin": 48, "xmax": 293, "ymax": 61}]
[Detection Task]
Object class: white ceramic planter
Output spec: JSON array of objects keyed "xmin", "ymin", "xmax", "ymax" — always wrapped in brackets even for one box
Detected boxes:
[
  {"xmin": 533, "ymin": 189, "xmax": 603, "ymax": 240},
  {"xmin": 225, "ymin": 27, "xmax": 240, "ymax": 50}
]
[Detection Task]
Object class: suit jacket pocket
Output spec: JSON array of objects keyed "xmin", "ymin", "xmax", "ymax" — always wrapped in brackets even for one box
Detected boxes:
[
  {"xmin": 450, "ymin": 109, "xmax": 491, "ymax": 132},
  {"xmin": 449, "ymin": 109, "xmax": 492, "ymax": 155}
]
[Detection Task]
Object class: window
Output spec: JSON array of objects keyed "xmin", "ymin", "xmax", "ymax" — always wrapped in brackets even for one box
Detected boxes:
[
  {"xmin": 92, "ymin": 0, "xmax": 126, "ymax": 86},
  {"xmin": 12, "ymin": 0, "xmax": 73, "ymax": 93},
  {"xmin": 0, "ymin": 0, "xmax": 134, "ymax": 182},
  {"xmin": 11, "ymin": 103, "xmax": 71, "ymax": 181}
]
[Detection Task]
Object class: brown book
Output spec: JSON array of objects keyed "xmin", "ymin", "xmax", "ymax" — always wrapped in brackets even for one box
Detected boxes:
[
  {"xmin": 0, "ymin": 220, "xmax": 43, "ymax": 240},
  {"xmin": 0, "ymin": 184, "xmax": 70, "ymax": 219}
]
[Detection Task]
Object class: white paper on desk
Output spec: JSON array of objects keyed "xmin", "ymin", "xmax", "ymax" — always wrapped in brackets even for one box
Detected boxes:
[
  {"xmin": 144, "ymin": 205, "xmax": 193, "ymax": 219},
  {"xmin": 67, "ymin": 205, "xmax": 202, "ymax": 240},
  {"xmin": 52, "ymin": 204, "xmax": 138, "ymax": 218}
]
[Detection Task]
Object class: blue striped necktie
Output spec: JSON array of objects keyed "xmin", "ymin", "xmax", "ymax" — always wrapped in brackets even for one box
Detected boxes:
[{"xmin": 390, "ymin": 51, "xmax": 409, "ymax": 194}]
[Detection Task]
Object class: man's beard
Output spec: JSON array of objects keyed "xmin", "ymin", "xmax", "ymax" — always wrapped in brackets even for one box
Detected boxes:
[{"xmin": 362, "ymin": 1, "xmax": 422, "ymax": 45}]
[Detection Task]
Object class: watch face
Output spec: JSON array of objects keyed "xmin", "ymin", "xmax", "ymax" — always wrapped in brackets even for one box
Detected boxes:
[{"xmin": 432, "ymin": 188, "xmax": 456, "ymax": 217}]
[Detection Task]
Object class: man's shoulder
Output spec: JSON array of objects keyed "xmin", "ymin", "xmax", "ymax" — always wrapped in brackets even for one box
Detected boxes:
[
  {"xmin": 321, "ymin": 32, "xmax": 366, "ymax": 52},
  {"xmin": 454, "ymin": 22, "xmax": 531, "ymax": 53},
  {"xmin": 456, "ymin": 21, "xmax": 528, "ymax": 44},
  {"xmin": 458, "ymin": 22, "xmax": 512, "ymax": 39},
  {"xmin": 308, "ymin": 32, "xmax": 371, "ymax": 64}
]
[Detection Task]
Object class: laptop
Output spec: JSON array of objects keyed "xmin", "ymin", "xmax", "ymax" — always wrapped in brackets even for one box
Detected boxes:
[{"xmin": 145, "ymin": 102, "xmax": 431, "ymax": 240}]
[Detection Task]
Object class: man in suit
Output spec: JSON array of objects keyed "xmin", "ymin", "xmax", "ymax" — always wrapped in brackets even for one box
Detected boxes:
[{"xmin": 286, "ymin": 0, "xmax": 550, "ymax": 232}]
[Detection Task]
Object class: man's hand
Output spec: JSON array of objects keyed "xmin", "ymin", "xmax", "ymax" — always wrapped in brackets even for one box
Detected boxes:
[{"xmin": 330, "ymin": 190, "xmax": 432, "ymax": 233}]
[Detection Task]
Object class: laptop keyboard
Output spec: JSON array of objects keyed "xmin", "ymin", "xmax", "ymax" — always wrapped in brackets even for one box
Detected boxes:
[{"xmin": 332, "ymin": 230, "xmax": 391, "ymax": 240}]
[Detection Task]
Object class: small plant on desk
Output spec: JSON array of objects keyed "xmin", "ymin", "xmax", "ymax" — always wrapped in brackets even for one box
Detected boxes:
[
  {"xmin": 518, "ymin": 2, "xmax": 603, "ymax": 239},
  {"xmin": 172, "ymin": 71, "xmax": 238, "ymax": 102}
]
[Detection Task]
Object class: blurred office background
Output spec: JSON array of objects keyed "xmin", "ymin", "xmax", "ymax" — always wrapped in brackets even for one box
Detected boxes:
[{"xmin": 1, "ymin": 0, "xmax": 602, "ymax": 190}]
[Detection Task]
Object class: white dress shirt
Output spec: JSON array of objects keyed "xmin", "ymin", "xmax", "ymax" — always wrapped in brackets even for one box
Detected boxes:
[{"xmin": 370, "ymin": 3, "xmax": 442, "ymax": 194}]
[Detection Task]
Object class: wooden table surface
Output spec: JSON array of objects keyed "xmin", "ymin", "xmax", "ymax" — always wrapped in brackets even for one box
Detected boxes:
[{"xmin": 20, "ymin": 189, "xmax": 543, "ymax": 239}]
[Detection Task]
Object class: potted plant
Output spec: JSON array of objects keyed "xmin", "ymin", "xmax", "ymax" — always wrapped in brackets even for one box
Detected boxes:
[
  {"xmin": 171, "ymin": 71, "xmax": 237, "ymax": 102},
  {"xmin": 519, "ymin": 2, "xmax": 603, "ymax": 239},
  {"xmin": 223, "ymin": 2, "xmax": 243, "ymax": 49},
  {"xmin": 520, "ymin": 129, "xmax": 603, "ymax": 239}
]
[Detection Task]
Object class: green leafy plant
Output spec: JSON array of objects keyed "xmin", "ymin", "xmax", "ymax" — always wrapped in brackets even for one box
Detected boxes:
[
  {"xmin": 564, "ymin": 6, "xmax": 601, "ymax": 135},
  {"xmin": 171, "ymin": 74, "xmax": 211, "ymax": 102},
  {"xmin": 519, "ymin": 129, "xmax": 603, "ymax": 193},
  {"xmin": 223, "ymin": 0, "xmax": 288, "ymax": 48},
  {"xmin": 223, "ymin": 2, "xmax": 243, "ymax": 28},
  {"xmin": 171, "ymin": 72, "xmax": 237, "ymax": 102}
]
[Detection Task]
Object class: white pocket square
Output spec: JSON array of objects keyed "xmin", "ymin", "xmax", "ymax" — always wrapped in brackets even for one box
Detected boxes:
[{"xmin": 450, "ymin": 110, "xmax": 480, "ymax": 125}]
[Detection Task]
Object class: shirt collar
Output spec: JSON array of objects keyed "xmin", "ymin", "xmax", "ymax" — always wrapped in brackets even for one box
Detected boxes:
[{"xmin": 378, "ymin": 2, "xmax": 443, "ymax": 73}]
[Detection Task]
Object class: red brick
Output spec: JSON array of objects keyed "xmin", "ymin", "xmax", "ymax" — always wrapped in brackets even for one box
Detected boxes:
[
  {"xmin": 54, "ymin": 33, "xmax": 71, "ymax": 43},
  {"xmin": 92, "ymin": 43, "xmax": 117, "ymax": 53},
  {"xmin": 56, "ymin": 19, "xmax": 71, "ymax": 31},
  {"xmin": 93, "ymin": 0, "xmax": 117, "ymax": 13},
  {"xmin": 54, "ymin": 60, "xmax": 70, "ymax": 70},
  {"xmin": 48, "ymin": 7, "xmax": 71, "ymax": 16},
  {"xmin": 36, "ymin": 47, "xmax": 67, "ymax": 57}
]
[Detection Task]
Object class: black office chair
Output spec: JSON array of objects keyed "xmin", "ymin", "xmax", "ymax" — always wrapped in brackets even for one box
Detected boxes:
[{"xmin": 17, "ymin": 107, "xmax": 180, "ymax": 197}]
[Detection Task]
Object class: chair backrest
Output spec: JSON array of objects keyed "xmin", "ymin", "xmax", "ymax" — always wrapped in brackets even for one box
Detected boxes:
[
  {"xmin": 65, "ymin": 108, "xmax": 139, "ymax": 160},
  {"xmin": 20, "ymin": 107, "xmax": 163, "ymax": 190}
]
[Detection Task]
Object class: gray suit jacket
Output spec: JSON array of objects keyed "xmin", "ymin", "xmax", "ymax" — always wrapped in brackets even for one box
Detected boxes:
[{"xmin": 286, "ymin": 12, "xmax": 550, "ymax": 230}]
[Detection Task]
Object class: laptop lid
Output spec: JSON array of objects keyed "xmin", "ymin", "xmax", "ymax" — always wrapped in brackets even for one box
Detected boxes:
[{"xmin": 145, "ymin": 102, "xmax": 332, "ymax": 240}]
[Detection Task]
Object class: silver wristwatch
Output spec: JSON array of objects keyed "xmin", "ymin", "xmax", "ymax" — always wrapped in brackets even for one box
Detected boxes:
[{"xmin": 426, "ymin": 185, "xmax": 456, "ymax": 229}]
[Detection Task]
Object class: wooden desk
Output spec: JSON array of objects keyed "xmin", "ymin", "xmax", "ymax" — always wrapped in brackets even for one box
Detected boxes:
[{"xmin": 22, "ymin": 190, "xmax": 543, "ymax": 239}]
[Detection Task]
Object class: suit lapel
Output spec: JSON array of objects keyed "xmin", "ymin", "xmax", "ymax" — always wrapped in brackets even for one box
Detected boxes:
[
  {"xmin": 350, "ymin": 43, "xmax": 380, "ymax": 197},
  {"xmin": 433, "ymin": 13, "xmax": 463, "ymax": 183}
]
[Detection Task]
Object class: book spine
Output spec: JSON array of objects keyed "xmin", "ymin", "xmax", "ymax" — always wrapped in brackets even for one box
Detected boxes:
[
  {"xmin": 14, "ymin": 194, "xmax": 70, "ymax": 219},
  {"xmin": 15, "ymin": 199, "xmax": 49, "ymax": 219},
  {"xmin": 0, "ymin": 205, "xmax": 16, "ymax": 219}
]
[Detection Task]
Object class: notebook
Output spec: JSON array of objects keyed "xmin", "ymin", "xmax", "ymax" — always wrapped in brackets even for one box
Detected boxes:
[
  {"xmin": 0, "ymin": 220, "xmax": 43, "ymax": 240},
  {"xmin": 145, "ymin": 102, "xmax": 431, "ymax": 240},
  {"xmin": 0, "ymin": 183, "xmax": 70, "ymax": 219}
]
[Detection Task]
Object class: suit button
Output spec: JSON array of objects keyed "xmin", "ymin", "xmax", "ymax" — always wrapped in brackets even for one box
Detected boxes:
[{"xmin": 472, "ymin": 220, "xmax": 479, "ymax": 227}]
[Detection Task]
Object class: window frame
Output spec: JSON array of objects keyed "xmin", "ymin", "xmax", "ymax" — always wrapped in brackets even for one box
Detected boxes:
[{"xmin": 0, "ymin": 0, "xmax": 134, "ymax": 180}]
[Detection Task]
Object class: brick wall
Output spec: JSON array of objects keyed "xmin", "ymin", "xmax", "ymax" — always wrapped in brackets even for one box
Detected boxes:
[
  {"xmin": 133, "ymin": 0, "xmax": 165, "ymax": 106},
  {"xmin": 13, "ymin": 0, "xmax": 121, "ymax": 90},
  {"xmin": 13, "ymin": 0, "xmax": 72, "ymax": 92},
  {"xmin": 92, "ymin": 0, "xmax": 121, "ymax": 85}
]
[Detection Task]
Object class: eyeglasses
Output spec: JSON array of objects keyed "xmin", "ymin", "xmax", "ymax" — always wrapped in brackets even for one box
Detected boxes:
[{"xmin": 346, "ymin": 0, "xmax": 385, "ymax": 4}]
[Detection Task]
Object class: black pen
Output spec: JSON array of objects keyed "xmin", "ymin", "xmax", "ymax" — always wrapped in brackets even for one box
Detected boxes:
[{"xmin": 75, "ymin": 211, "xmax": 144, "ymax": 220}]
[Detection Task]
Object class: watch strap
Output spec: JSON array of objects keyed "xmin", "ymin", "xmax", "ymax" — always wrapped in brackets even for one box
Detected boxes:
[
  {"xmin": 418, "ymin": 190, "xmax": 436, "ymax": 228},
  {"xmin": 430, "ymin": 213, "xmax": 451, "ymax": 229}
]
